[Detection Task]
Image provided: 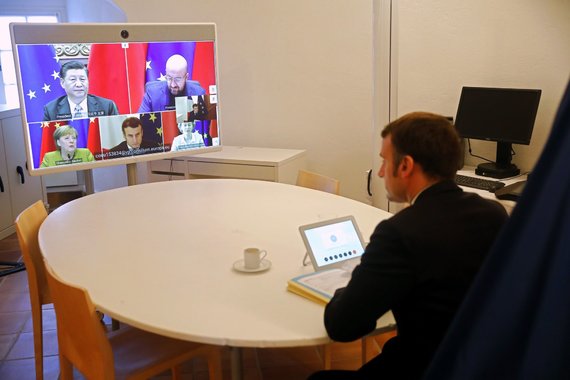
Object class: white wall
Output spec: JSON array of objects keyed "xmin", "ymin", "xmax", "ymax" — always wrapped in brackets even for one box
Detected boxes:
[
  {"xmin": 0, "ymin": 0, "xmax": 67, "ymax": 19},
  {"xmin": 66, "ymin": 0, "xmax": 126, "ymax": 22},
  {"xmin": 394, "ymin": 0, "xmax": 570, "ymax": 173},
  {"xmin": 113, "ymin": 0, "xmax": 376, "ymax": 202}
]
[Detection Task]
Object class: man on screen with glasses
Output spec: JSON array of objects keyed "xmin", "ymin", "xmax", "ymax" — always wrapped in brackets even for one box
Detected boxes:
[{"xmin": 138, "ymin": 54, "xmax": 206, "ymax": 113}]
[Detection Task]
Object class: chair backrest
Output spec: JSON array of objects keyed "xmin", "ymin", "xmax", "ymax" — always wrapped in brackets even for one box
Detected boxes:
[
  {"xmin": 296, "ymin": 169, "xmax": 340, "ymax": 195},
  {"xmin": 44, "ymin": 262, "xmax": 115, "ymax": 379},
  {"xmin": 15, "ymin": 200, "xmax": 50, "ymax": 305}
]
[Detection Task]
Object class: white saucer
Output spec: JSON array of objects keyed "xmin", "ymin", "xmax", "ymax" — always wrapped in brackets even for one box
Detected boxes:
[{"xmin": 233, "ymin": 259, "xmax": 271, "ymax": 273}]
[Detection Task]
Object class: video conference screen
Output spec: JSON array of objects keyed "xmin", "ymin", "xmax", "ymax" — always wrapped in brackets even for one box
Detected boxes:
[{"xmin": 10, "ymin": 23, "xmax": 221, "ymax": 175}]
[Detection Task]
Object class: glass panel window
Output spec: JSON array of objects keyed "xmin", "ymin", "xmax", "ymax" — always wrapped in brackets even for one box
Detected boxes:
[
  {"xmin": 0, "ymin": 15, "xmax": 58, "ymax": 105},
  {"xmin": 0, "ymin": 16, "xmax": 26, "ymax": 50}
]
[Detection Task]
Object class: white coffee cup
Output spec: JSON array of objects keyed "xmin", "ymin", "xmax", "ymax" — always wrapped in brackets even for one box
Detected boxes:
[{"xmin": 243, "ymin": 247, "xmax": 267, "ymax": 270}]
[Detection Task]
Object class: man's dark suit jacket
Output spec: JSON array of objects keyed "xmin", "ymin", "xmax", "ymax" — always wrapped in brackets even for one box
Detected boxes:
[
  {"xmin": 107, "ymin": 140, "xmax": 162, "ymax": 158},
  {"xmin": 324, "ymin": 180, "xmax": 508, "ymax": 379},
  {"xmin": 43, "ymin": 94, "xmax": 119, "ymax": 121},
  {"xmin": 137, "ymin": 80, "xmax": 206, "ymax": 113}
]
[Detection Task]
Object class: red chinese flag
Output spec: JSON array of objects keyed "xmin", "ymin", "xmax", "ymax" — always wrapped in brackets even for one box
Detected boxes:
[
  {"xmin": 209, "ymin": 119, "xmax": 218, "ymax": 138},
  {"xmin": 88, "ymin": 44, "xmax": 128, "ymax": 114},
  {"xmin": 88, "ymin": 43, "xmax": 148, "ymax": 114},
  {"xmin": 161, "ymin": 111, "xmax": 179, "ymax": 148},
  {"xmin": 125, "ymin": 43, "xmax": 148, "ymax": 112},
  {"xmin": 87, "ymin": 118, "xmax": 102, "ymax": 160},
  {"xmin": 39, "ymin": 122, "xmax": 59, "ymax": 163},
  {"xmin": 191, "ymin": 42, "xmax": 216, "ymax": 93}
]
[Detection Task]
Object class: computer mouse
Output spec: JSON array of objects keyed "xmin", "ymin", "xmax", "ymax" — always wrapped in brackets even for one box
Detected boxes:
[{"xmin": 488, "ymin": 182, "xmax": 506, "ymax": 193}]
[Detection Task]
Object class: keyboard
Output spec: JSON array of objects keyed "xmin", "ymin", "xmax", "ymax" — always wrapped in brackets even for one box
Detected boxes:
[{"xmin": 455, "ymin": 174, "xmax": 506, "ymax": 193}]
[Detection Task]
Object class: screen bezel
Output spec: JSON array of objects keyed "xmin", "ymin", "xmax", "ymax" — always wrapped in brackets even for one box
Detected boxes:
[
  {"xmin": 299, "ymin": 215, "xmax": 366, "ymax": 271},
  {"xmin": 10, "ymin": 23, "xmax": 222, "ymax": 176}
]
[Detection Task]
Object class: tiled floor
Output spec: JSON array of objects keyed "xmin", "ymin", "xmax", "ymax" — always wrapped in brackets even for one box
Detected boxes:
[
  {"xmin": 0, "ymin": 233, "xmax": 62, "ymax": 380},
  {"xmin": 0, "ymin": 198, "xmax": 395, "ymax": 379}
]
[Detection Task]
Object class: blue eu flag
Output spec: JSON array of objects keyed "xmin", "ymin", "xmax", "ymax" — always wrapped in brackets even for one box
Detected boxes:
[
  {"xmin": 17, "ymin": 44, "xmax": 65, "ymax": 123},
  {"xmin": 145, "ymin": 42, "xmax": 196, "ymax": 83}
]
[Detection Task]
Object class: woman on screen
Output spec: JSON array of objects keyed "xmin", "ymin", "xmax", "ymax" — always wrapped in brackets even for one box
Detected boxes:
[
  {"xmin": 170, "ymin": 121, "xmax": 205, "ymax": 151},
  {"xmin": 40, "ymin": 125, "xmax": 95, "ymax": 167}
]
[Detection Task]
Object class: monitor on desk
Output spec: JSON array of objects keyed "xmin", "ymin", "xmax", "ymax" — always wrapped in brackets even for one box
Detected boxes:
[
  {"xmin": 454, "ymin": 86, "xmax": 541, "ymax": 179},
  {"xmin": 10, "ymin": 23, "xmax": 222, "ymax": 176}
]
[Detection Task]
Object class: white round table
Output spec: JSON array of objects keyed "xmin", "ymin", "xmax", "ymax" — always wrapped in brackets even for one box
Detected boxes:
[{"xmin": 39, "ymin": 179, "xmax": 394, "ymax": 378}]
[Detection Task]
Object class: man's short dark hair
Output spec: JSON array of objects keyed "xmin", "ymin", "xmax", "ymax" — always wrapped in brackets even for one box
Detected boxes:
[
  {"xmin": 121, "ymin": 117, "xmax": 142, "ymax": 134},
  {"xmin": 381, "ymin": 111, "xmax": 461, "ymax": 180},
  {"xmin": 60, "ymin": 60, "xmax": 88, "ymax": 79}
]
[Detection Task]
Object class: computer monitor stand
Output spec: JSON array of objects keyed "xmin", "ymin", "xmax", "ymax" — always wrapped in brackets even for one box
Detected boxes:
[
  {"xmin": 475, "ymin": 162, "xmax": 520, "ymax": 179},
  {"xmin": 475, "ymin": 141, "xmax": 521, "ymax": 179}
]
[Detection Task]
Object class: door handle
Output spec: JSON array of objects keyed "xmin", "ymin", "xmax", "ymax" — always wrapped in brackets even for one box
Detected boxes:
[
  {"xmin": 0, "ymin": 176, "xmax": 4, "ymax": 192},
  {"xmin": 16, "ymin": 166, "xmax": 25, "ymax": 184},
  {"xmin": 366, "ymin": 169, "xmax": 372, "ymax": 196}
]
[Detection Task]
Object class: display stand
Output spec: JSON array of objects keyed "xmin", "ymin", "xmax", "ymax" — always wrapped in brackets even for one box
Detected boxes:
[
  {"xmin": 126, "ymin": 163, "xmax": 138, "ymax": 186},
  {"xmin": 84, "ymin": 169, "xmax": 95, "ymax": 195}
]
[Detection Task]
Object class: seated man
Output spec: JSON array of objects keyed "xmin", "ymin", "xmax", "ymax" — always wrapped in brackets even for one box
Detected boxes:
[
  {"xmin": 108, "ymin": 116, "xmax": 161, "ymax": 158},
  {"xmin": 43, "ymin": 60, "xmax": 118, "ymax": 121},
  {"xmin": 188, "ymin": 101, "xmax": 208, "ymax": 121},
  {"xmin": 138, "ymin": 54, "xmax": 206, "ymax": 112},
  {"xmin": 309, "ymin": 112, "xmax": 508, "ymax": 380}
]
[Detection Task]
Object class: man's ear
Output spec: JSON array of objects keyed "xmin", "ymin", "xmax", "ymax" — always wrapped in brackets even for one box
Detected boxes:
[{"xmin": 399, "ymin": 155, "xmax": 414, "ymax": 177}]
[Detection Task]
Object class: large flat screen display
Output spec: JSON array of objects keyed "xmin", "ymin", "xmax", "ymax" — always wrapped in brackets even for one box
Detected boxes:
[
  {"xmin": 454, "ymin": 86, "xmax": 541, "ymax": 178},
  {"xmin": 455, "ymin": 86, "xmax": 541, "ymax": 145},
  {"xmin": 10, "ymin": 23, "xmax": 221, "ymax": 176}
]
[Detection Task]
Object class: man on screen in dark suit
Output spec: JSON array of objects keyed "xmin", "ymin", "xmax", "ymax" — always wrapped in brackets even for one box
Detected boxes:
[
  {"xmin": 108, "ymin": 116, "xmax": 161, "ymax": 158},
  {"xmin": 138, "ymin": 54, "xmax": 206, "ymax": 113},
  {"xmin": 188, "ymin": 101, "xmax": 207, "ymax": 121},
  {"xmin": 308, "ymin": 112, "xmax": 508, "ymax": 380},
  {"xmin": 43, "ymin": 61, "xmax": 118, "ymax": 121}
]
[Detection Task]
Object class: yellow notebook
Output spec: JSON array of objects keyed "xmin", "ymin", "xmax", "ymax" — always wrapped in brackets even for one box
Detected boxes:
[{"xmin": 287, "ymin": 268, "xmax": 351, "ymax": 305}]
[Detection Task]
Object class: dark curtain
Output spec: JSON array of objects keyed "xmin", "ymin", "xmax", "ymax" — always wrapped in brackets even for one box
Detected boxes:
[{"xmin": 424, "ymin": 79, "xmax": 570, "ymax": 379}]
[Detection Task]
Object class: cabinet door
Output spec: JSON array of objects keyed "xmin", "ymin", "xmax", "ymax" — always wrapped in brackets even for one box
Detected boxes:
[
  {"xmin": 2, "ymin": 115, "xmax": 45, "ymax": 218},
  {"xmin": 0, "ymin": 122, "xmax": 13, "ymax": 230}
]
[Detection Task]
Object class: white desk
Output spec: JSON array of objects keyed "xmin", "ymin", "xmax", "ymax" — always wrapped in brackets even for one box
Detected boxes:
[
  {"xmin": 148, "ymin": 146, "xmax": 307, "ymax": 184},
  {"xmin": 38, "ymin": 179, "xmax": 394, "ymax": 378},
  {"xmin": 457, "ymin": 167, "xmax": 527, "ymax": 214}
]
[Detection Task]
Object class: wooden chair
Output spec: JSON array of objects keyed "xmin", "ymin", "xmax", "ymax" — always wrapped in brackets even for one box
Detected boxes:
[
  {"xmin": 296, "ymin": 169, "xmax": 340, "ymax": 195},
  {"xmin": 44, "ymin": 262, "xmax": 222, "ymax": 379},
  {"xmin": 14, "ymin": 200, "xmax": 50, "ymax": 380}
]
